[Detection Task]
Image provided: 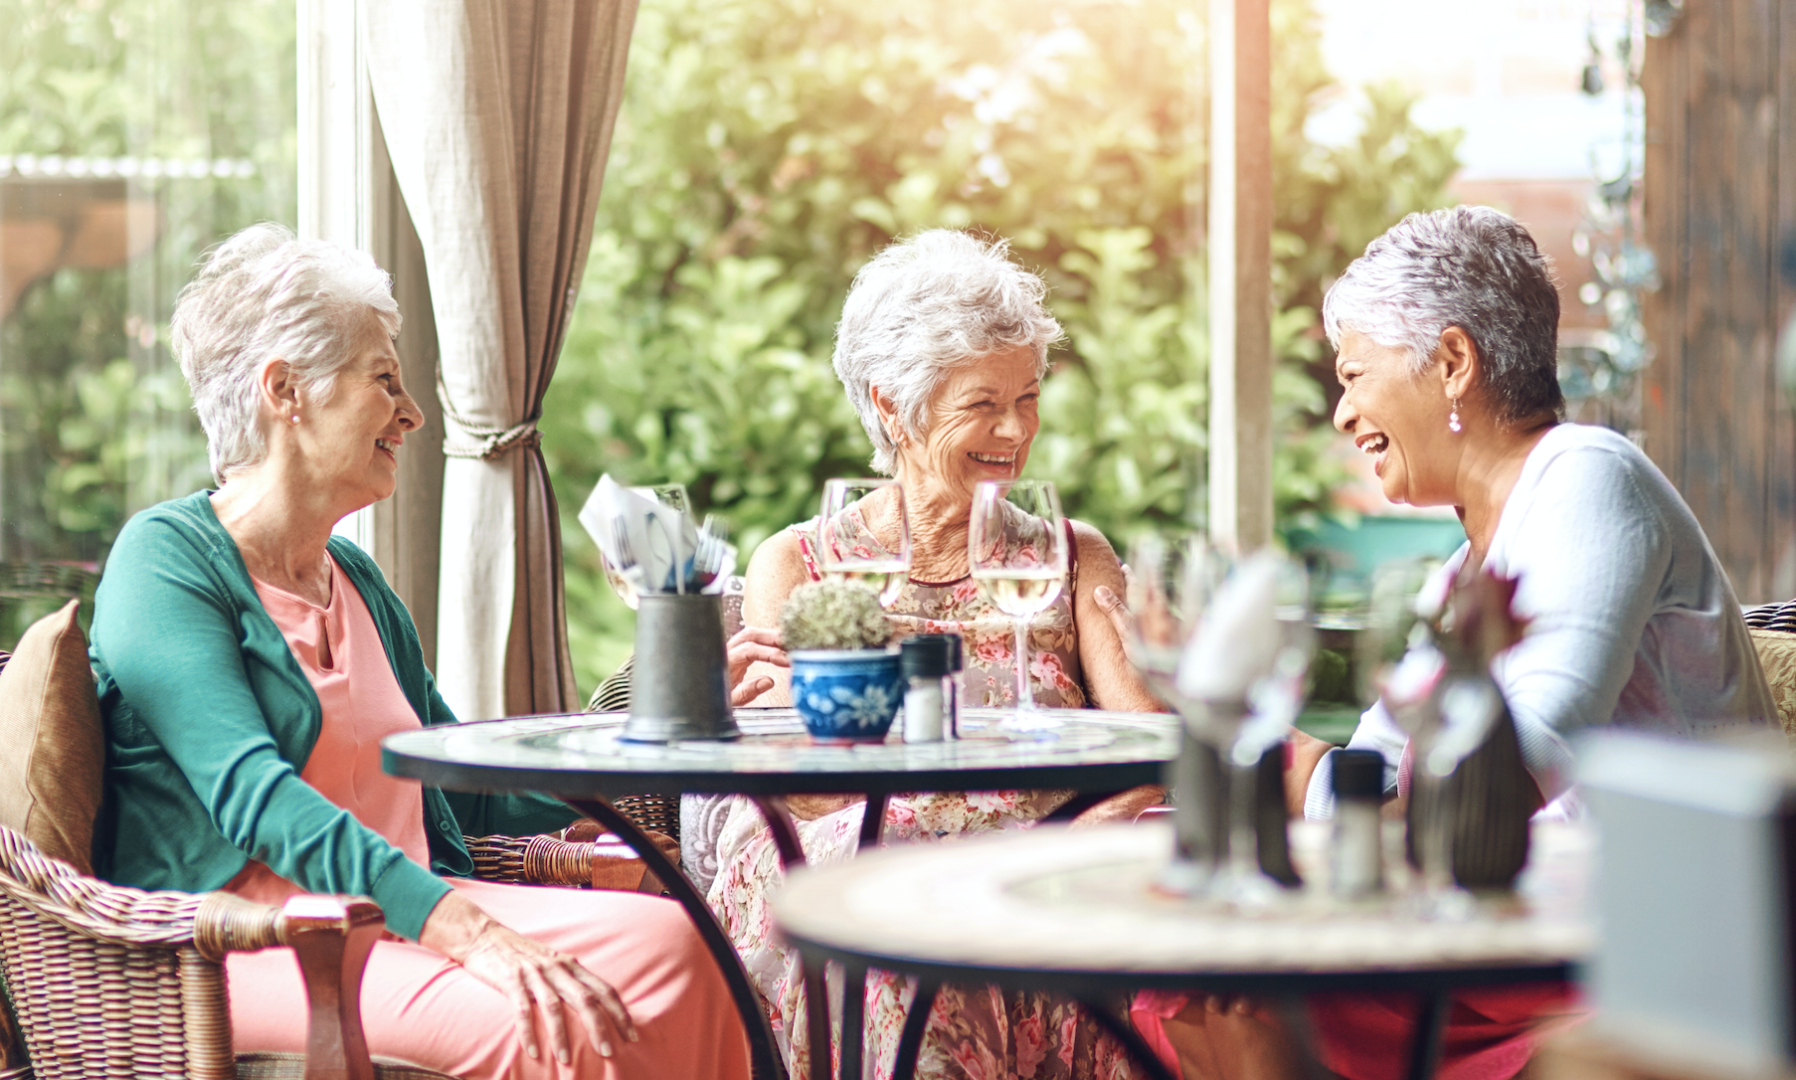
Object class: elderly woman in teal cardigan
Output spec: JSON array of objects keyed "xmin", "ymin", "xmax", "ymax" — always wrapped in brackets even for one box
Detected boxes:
[{"xmin": 89, "ymin": 224, "xmax": 768, "ymax": 1079}]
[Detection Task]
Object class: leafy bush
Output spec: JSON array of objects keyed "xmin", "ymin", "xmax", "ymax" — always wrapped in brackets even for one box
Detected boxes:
[{"xmin": 539, "ymin": 0, "xmax": 1462, "ymax": 693}]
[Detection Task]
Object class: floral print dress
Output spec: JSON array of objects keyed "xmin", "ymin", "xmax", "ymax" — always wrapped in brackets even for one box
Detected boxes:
[{"xmin": 706, "ymin": 506, "xmax": 1139, "ymax": 1080}]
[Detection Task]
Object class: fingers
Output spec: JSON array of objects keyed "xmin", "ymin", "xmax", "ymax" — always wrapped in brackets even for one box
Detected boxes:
[
  {"xmin": 565, "ymin": 962, "xmax": 639, "ymax": 1046},
  {"xmin": 728, "ymin": 643, "xmax": 790, "ymax": 669},
  {"xmin": 1094, "ymin": 584, "xmax": 1134, "ymax": 642},
  {"xmin": 520, "ymin": 962, "xmax": 572, "ymax": 1064},
  {"xmin": 501, "ymin": 964, "xmax": 543, "ymax": 1061},
  {"xmin": 458, "ymin": 921, "xmax": 640, "ymax": 1065},
  {"xmin": 731, "ymin": 675, "xmax": 774, "ymax": 706},
  {"xmin": 727, "ymin": 626, "xmax": 784, "ymax": 650},
  {"xmin": 542, "ymin": 962, "xmax": 631, "ymax": 1059}
]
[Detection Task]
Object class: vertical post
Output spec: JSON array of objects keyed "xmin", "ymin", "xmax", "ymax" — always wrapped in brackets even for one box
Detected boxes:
[
  {"xmin": 298, "ymin": 0, "xmax": 442, "ymax": 648},
  {"xmin": 300, "ymin": 0, "xmax": 377, "ymax": 555},
  {"xmin": 1207, "ymin": 0, "xmax": 1274, "ymax": 554}
]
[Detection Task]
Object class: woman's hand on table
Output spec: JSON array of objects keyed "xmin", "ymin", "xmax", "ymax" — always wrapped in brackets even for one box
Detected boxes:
[
  {"xmin": 420, "ymin": 891, "xmax": 637, "ymax": 1064},
  {"xmin": 726, "ymin": 626, "xmax": 787, "ymax": 706}
]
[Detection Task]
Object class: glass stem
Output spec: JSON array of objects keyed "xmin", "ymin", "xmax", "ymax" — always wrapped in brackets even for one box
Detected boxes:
[
  {"xmin": 1014, "ymin": 615, "xmax": 1031, "ymax": 713},
  {"xmin": 1227, "ymin": 756, "xmax": 1260, "ymax": 880}
]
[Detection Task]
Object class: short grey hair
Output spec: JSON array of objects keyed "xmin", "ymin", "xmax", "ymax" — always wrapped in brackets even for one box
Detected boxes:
[
  {"xmin": 170, "ymin": 223, "xmax": 401, "ymax": 483},
  {"xmin": 1322, "ymin": 206, "xmax": 1563, "ymax": 424},
  {"xmin": 833, "ymin": 230, "xmax": 1063, "ymax": 474}
]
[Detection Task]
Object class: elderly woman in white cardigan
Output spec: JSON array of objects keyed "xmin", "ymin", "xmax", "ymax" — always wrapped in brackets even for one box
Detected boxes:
[{"xmin": 1134, "ymin": 207, "xmax": 1776, "ymax": 1080}]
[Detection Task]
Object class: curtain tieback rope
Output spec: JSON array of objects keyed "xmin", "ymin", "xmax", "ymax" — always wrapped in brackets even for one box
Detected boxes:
[
  {"xmin": 439, "ymin": 366, "xmax": 543, "ymax": 460},
  {"xmin": 442, "ymin": 416, "xmax": 542, "ymax": 460}
]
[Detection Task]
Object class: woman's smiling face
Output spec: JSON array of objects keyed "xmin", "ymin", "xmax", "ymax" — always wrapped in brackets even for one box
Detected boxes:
[
  {"xmin": 899, "ymin": 343, "xmax": 1042, "ymax": 504},
  {"xmin": 1332, "ymin": 331, "xmax": 1457, "ymax": 507}
]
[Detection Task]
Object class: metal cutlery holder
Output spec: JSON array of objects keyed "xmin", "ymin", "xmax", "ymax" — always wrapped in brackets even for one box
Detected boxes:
[{"xmin": 620, "ymin": 593, "xmax": 741, "ymax": 743}]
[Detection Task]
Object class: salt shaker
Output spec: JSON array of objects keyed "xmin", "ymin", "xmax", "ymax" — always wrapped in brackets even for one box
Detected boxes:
[
  {"xmin": 900, "ymin": 636, "xmax": 951, "ymax": 742},
  {"xmin": 1331, "ymin": 749, "xmax": 1386, "ymax": 898}
]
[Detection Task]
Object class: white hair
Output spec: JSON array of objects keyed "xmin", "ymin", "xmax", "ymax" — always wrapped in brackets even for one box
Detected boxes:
[
  {"xmin": 170, "ymin": 223, "xmax": 401, "ymax": 483},
  {"xmin": 833, "ymin": 230, "xmax": 1064, "ymax": 474},
  {"xmin": 1322, "ymin": 206, "xmax": 1563, "ymax": 423}
]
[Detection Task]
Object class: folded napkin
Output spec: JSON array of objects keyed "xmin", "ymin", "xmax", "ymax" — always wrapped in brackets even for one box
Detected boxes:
[{"xmin": 578, "ymin": 475, "xmax": 699, "ymax": 594}]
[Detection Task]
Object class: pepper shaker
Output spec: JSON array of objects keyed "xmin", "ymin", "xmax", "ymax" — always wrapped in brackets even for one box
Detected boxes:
[
  {"xmin": 1331, "ymin": 749, "xmax": 1386, "ymax": 898},
  {"xmin": 900, "ymin": 635, "xmax": 953, "ymax": 742}
]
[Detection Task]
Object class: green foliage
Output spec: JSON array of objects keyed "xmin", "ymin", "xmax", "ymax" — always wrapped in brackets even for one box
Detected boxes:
[
  {"xmin": 0, "ymin": 0, "xmax": 296, "ymax": 646},
  {"xmin": 779, "ymin": 580, "xmax": 892, "ymax": 652},
  {"xmin": 543, "ymin": 0, "xmax": 1461, "ymax": 693}
]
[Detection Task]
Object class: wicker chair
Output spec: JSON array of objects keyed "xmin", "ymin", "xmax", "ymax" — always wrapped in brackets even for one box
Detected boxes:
[{"xmin": 0, "ymin": 825, "xmax": 454, "ymax": 1080}]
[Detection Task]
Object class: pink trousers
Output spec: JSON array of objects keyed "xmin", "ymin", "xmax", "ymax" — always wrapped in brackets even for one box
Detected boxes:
[{"xmin": 226, "ymin": 878, "xmax": 751, "ymax": 1080}]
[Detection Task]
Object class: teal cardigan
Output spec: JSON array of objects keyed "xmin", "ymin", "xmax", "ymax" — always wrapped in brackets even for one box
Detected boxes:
[{"xmin": 90, "ymin": 491, "xmax": 577, "ymax": 940}]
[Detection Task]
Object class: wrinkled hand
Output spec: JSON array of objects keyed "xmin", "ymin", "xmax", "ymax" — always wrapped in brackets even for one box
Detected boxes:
[
  {"xmin": 727, "ymin": 626, "xmax": 787, "ymax": 706},
  {"xmin": 1094, "ymin": 584, "xmax": 1135, "ymax": 644},
  {"xmin": 421, "ymin": 892, "xmax": 637, "ymax": 1064}
]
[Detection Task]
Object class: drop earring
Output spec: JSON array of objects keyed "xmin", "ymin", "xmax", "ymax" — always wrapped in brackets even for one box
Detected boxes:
[{"xmin": 1448, "ymin": 398, "xmax": 1462, "ymax": 434}]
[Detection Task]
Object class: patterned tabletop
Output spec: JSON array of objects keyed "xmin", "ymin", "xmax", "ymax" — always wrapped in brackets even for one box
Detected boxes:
[
  {"xmin": 382, "ymin": 707, "xmax": 1178, "ymax": 797},
  {"xmin": 772, "ymin": 819, "xmax": 1596, "ymax": 994}
]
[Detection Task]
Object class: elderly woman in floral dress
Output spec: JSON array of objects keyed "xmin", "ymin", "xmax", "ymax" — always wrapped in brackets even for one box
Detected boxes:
[{"xmin": 713, "ymin": 230, "xmax": 1164, "ymax": 1080}]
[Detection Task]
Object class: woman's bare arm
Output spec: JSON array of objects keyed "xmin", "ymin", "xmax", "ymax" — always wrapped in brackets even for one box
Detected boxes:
[
  {"xmin": 739, "ymin": 529, "xmax": 811, "ymax": 706},
  {"xmin": 1069, "ymin": 520, "xmax": 1162, "ymax": 713}
]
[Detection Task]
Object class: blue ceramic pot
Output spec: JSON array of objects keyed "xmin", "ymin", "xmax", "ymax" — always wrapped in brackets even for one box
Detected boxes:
[{"xmin": 789, "ymin": 649, "xmax": 905, "ymax": 743}]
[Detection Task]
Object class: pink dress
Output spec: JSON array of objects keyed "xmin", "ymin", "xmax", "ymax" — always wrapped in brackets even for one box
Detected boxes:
[{"xmin": 224, "ymin": 556, "xmax": 749, "ymax": 1080}]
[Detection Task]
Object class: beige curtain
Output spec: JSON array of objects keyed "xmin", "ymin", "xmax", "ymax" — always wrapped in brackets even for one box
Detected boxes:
[{"xmin": 364, "ymin": 0, "xmax": 638, "ymax": 720}]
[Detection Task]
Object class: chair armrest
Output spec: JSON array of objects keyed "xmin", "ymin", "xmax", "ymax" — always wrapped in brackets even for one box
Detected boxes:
[
  {"xmin": 0, "ymin": 827, "xmax": 386, "ymax": 1080},
  {"xmin": 196, "ymin": 892, "xmax": 385, "ymax": 1080},
  {"xmin": 464, "ymin": 829, "xmax": 680, "ymax": 891}
]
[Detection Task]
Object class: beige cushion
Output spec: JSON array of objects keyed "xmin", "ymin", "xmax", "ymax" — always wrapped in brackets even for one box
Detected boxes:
[
  {"xmin": 0, "ymin": 600, "xmax": 103, "ymax": 874},
  {"xmin": 1751, "ymin": 629, "xmax": 1796, "ymax": 741}
]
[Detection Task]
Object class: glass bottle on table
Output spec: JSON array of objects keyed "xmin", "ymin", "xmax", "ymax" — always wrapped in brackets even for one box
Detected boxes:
[
  {"xmin": 968, "ymin": 479, "xmax": 1068, "ymax": 731},
  {"xmin": 816, "ymin": 478, "xmax": 911, "ymax": 609}
]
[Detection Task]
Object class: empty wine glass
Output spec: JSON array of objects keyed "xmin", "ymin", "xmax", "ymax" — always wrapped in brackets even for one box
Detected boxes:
[
  {"xmin": 1125, "ymin": 532, "xmax": 1231, "ymax": 894},
  {"xmin": 1360, "ymin": 557, "xmax": 1479, "ymax": 918},
  {"xmin": 1124, "ymin": 532, "xmax": 1230, "ymax": 712},
  {"xmin": 600, "ymin": 483, "xmax": 691, "ymax": 610},
  {"xmin": 968, "ymin": 479, "xmax": 1068, "ymax": 729},
  {"xmin": 815, "ymin": 478, "xmax": 911, "ymax": 609},
  {"xmin": 1202, "ymin": 553, "xmax": 1314, "ymax": 910}
]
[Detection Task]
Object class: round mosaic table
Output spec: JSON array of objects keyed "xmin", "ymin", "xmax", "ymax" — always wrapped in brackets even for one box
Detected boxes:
[
  {"xmin": 774, "ymin": 819, "xmax": 1595, "ymax": 1080},
  {"xmin": 383, "ymin": 706, "xmax": 1178, "ymax": 1080}
]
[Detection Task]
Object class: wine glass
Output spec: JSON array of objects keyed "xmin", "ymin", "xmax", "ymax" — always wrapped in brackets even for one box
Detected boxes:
[
  {"xmin": 1123, "ymin": 532, "xmax": 1230, "ymax": 712},
  {"xmin": 1125, "ymin": 532, "xmax": 1231, "ymax": 893},
  {"xmin": 968, "ymin": 479, "xmax": 1068, "ymax": 729},
  {"xmin": 1360, "ymin": 557, "xmax": 1477, "ymax": 918},
  {"xmin": 815, "ymin": 478, "xmax": 911, "ymax": 609},
  {"xmin": 600, "ymin": 483, "xmax": 691, "ymax": 610},
  {"xmin": 1178, "ymin": 551, "xmax": 1313, "ymax": 910}
]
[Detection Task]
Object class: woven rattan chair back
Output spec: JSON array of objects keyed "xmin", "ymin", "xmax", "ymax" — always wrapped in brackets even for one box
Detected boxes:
[{"xmin": 0, "ymin": 829, "xmax": 230, "ymax": 1080}]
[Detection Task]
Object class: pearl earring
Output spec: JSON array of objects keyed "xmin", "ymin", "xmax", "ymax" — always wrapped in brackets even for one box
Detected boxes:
[
  {"xmin": 291, "ymin": 413, "xmax": 301, "ymax": 424},
  {"xmin": 1448, "ymin": 398, "xmax": 1462, "ymax": 434}
]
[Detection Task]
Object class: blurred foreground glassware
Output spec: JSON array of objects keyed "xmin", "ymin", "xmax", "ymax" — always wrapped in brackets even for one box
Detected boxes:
[
  {"xmin": 816, "ymin": 478, "xmax": 911, "ymax": 609},
  {"xmin": 969, "ymin": 479, "xmax": 1068, "ymax": 731},
  {"xmin": 1202, "ymin": 553, "xmax": 1314, "ymax": 910},
  {"xmin": 1125, "ymin": 532, "xmax": 1230, "ymax": 894},
  {"xmin": 1360, "ymin": 557, "xmax": 1481, "ymax": 919}
]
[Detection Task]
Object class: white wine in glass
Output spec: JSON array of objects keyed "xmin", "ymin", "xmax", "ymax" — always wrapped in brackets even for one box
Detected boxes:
[
  {"xmin": 968, "ymin": 479, "xmax": 1068, "ymax": 727},
  {"xmin": 817, "ymin": 478, "xmax": 911, "ymax": 609}
]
